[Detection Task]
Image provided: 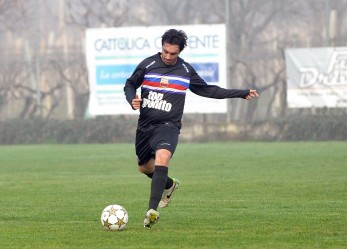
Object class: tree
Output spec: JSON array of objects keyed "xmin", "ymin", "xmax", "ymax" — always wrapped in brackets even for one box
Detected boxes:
[{"xmin": 1, "ymin": 0, "xmax": 345, "ymax": 121}]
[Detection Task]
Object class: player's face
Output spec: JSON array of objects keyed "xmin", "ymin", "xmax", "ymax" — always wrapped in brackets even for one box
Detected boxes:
[{"xmin": 161, "ymin": 43, "xmax": 180, "ymax": 65}]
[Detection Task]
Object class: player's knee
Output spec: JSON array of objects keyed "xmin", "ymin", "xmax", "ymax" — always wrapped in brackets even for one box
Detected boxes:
[
  {"xmin": 138, "ymin": 161, "xmax": 155, "ymax": 174},
  {"xmin": 155, "ymin": 149, "xmax": 172, "ymax": 165},
  {"xmin": 138, "ymin": 166, "xmax": 146, "ymax": 174}
]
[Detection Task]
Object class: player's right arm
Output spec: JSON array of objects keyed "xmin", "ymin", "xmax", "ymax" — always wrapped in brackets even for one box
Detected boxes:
[
  {"xmin": 124, "ymin": 66, "xmax": 145, "ymax": 110},
  {"xmin": 131, "ymin": 94, "xmax": 142, "ymax": 110}
]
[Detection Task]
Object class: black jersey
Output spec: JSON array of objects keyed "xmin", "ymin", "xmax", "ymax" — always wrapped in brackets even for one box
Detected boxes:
[{"xmin": 124, "ymin": 53, "xmax": 249, "ymax": 131}]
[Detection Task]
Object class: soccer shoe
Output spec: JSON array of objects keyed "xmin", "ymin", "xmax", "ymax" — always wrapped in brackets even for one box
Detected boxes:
[
  {"xmin": 143, "ymin": 209, "xmax": 159, "ymax": 229},
  {"xmin": 159, "ymin": 178, "xmax": 180, "ymax": 208}
]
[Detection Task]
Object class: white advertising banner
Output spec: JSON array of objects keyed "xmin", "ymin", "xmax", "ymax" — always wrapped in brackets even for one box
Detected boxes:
[
  {"xmin": 285, "ymin": 47, "xmax": 347, "ymax": 108},
  {"xmin": 85, "ymin": 24, "xmax": 226, "ymax": 115}
]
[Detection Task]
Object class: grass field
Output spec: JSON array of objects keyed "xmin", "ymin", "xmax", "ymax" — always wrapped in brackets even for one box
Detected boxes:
[{"xmin": 0, "ymin": 142, "xmax": 346, "ymax": 249}]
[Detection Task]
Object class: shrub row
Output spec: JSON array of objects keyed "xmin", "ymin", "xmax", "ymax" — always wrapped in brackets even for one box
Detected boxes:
[
  {"xmin": 246, "ymin": 114, "xmax": 347, "ymax": 141},
  {"xmin": 0, "ymin": 114, "xmax": 346, "ymax": 144},
  {"xmin": 0, "ymin": 116, "xmax": 138, "ymax": 144}
]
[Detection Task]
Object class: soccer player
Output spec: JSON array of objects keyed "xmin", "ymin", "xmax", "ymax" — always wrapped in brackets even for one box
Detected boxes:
[{"xmin": 124, "ymin": 29, "xmax": 258, "ymax": 229}]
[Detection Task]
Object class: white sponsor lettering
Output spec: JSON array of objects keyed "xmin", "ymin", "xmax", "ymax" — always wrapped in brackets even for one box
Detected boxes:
[
  {"xmin": 299, "ymin": 51, "xmax": 347, "ymax": 88},
  {"xmin": 142, "ymin": 91, "xmax": 172, "ymax": 112}
]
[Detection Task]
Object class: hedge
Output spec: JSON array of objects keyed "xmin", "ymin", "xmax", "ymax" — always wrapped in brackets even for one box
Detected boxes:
[{"xmin": 0, "ymin": 114, "xmax": 346, "ymax": 144}]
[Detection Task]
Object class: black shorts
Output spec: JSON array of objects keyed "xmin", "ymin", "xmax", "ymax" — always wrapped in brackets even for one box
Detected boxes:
[{"xmin": 135, "ymin": 123, "xmax": 180, "ymax": 166}]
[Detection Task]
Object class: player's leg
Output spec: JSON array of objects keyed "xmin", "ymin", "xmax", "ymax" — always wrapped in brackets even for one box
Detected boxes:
[
  {"xmin": 137, "ymin": 124, "xmax": 177, "ymax": 192},
  {"xmin": 135, "ymin": 130, "xmax": 161, "ymax": 228},
  {"xmin": 151, "ymin": 125, "xmax": 181, "ymax": 210},
  {"xmin": 138, "ymin": 158, "xmax": 155, "ymax": 175},
  {"xmin": 138, "ymin": 157, "xmax": 175, "ymax": 190},
  {"xmin": 143, "ymin": 149, "xmax": 171, "ymax": 228},
  {"xmin": 139, "ymin": 156, "xmax": 170, "ymax": 210},
  {"xmin": 139, "ymin": 159, "xmax": 161, "ymax": 228},
  {"xmin": 141, "ymin": 124, "xmax": 180, "ymax": 228},
  {"xmin": 147, "ymin": 148, "xmax": 171, "ymax": 210}
]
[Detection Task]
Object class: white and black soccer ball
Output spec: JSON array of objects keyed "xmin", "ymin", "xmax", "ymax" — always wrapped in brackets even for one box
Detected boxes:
[{"xmin": 101, "ymin": 204, "xmax": 129, "ymax": 231}]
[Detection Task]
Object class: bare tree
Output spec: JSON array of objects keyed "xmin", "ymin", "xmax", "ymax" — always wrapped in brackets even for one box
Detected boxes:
[
  {"xmin": 65, "ymin": 0, "xmax": 128, "ymax": 28},
  {"xmin": 204, "ymin": 0, "xmax": 309, "ymax": 121},
  {"xmin": 1, "ymin": 0, "xmax": 346, "ymax": 122},
  {"xmin": 0, "ymin": 0, "xmax": 38, "ymax": 120}
]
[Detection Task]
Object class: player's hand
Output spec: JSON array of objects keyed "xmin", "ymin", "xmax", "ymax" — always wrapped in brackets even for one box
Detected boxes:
[
  {"xmin": 132, "ymin": 94, "xmax": 142, "ymax": 110},
  {"xmin": 246, "ymin": 89, "xmax": 259, "ymax": 100}
]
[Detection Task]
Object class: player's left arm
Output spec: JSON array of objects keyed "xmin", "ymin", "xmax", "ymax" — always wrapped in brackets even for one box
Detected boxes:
[
  {"xmin": 189, "ymin": 71, "xmax": 258, "ymax": 100},
  {"xmin": 245, "ymin": 89, "xmax": 259, "ymax": 100}
]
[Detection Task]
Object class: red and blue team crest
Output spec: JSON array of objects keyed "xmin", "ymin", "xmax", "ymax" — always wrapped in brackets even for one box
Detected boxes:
[{"xmin": 160, "ymin": 78, "xmax": 169, "ymax": 88}]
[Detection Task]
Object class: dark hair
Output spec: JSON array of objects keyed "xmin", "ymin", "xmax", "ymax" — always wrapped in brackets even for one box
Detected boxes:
[{"xmin": 161, "ymin": 29, "xmax": 187, "ymax": 52}]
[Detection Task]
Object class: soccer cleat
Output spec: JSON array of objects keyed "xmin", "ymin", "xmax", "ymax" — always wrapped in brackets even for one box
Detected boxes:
[
  {"xmin": 159, "ymin": 178, "xmax": 180, "ymax": 208},
  {"xmin": 143, "ymin": 209, "xmax": 159, "ymax": 229}
]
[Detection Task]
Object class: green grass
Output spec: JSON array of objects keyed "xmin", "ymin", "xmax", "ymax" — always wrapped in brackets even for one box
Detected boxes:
[{"xmin": 0, "ymin": 142, "xmax": 346, "ymax": 249}]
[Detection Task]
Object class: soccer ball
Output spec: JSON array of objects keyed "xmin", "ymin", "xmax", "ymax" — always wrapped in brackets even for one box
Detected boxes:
[{"xmin": 101, "ymin": 204, "xmax": 129, "ymax": 231}]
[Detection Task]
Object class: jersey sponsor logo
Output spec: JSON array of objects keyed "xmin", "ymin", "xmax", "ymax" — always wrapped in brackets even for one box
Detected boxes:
[
  {"xmin": 160, "ymin": 78, "xmax": 169, "ymax": 88},
  {"xmin": 142, "ymin": 91, "xmax": 172, "ymax": 112}
]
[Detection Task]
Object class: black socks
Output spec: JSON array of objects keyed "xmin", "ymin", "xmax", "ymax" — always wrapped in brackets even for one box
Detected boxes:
[
  {"xmin": 145, "ymin": 172, "xmax": 154, "ymax": 178},
  {"xmin": 146, "ymin": 171, "xmax": 173, "ymax": 190},
  {"xmin": 148, "ymin": 166, "xmax": 168, "ymax": 210},
  {"xmin": 165, "ymin": 177, "xmax": 173, "ymax": 190}
]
